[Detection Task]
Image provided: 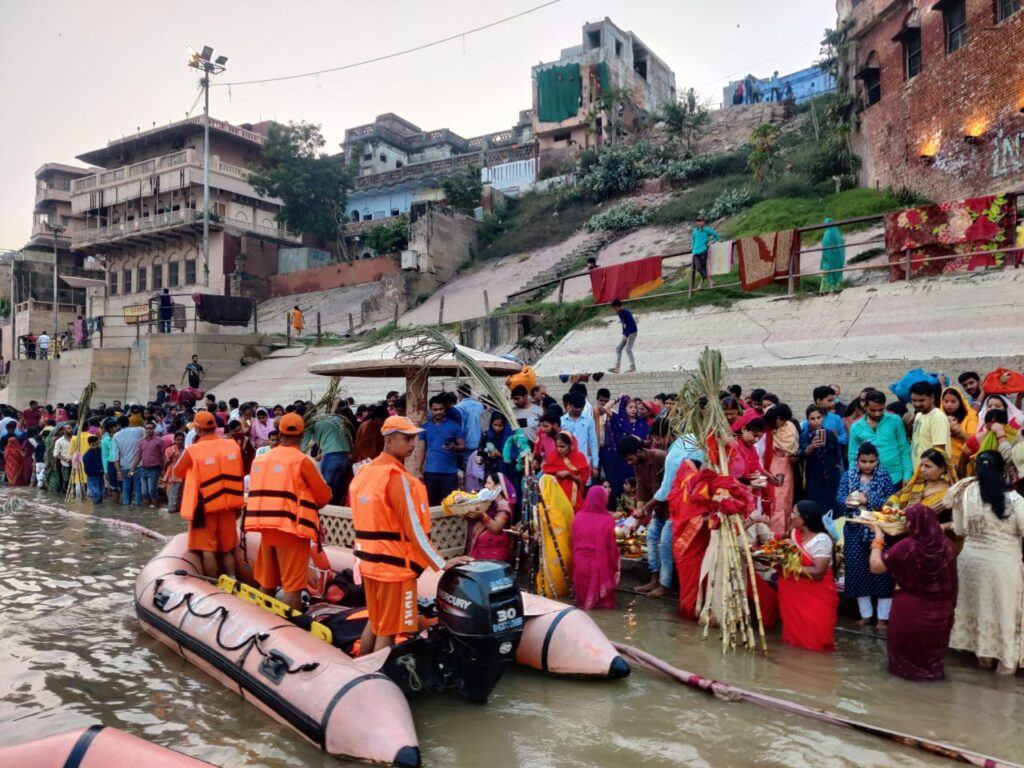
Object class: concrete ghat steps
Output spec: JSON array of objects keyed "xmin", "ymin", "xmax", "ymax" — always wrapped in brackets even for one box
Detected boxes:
[
  {"xmin": 532, "ymin": 268, "xmax": 1024, "ymax": 407},
  {"xmin": 499, "ymin": 231, "xmax": 615, "ymax": 308}
]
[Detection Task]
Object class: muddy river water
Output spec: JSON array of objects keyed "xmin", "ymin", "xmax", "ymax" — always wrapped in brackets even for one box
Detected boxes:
[{"xmin": 1, "ymin": 488, "xmax": 1022, "ymax": 767}]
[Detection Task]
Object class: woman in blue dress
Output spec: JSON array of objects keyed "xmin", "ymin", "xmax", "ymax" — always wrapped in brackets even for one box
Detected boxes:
[
  {"xmin": 800, "ymin": 405, "xmax": 844, "ymax": 513},
  {"xmin": 836, "ymin": 442, "xmax": 896, "ymax": 629}
]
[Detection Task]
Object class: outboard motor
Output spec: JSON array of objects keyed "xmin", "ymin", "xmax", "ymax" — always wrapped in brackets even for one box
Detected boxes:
[{"xmin": 383, "ymin": 561, "xmax": 524, "ymax": 703}]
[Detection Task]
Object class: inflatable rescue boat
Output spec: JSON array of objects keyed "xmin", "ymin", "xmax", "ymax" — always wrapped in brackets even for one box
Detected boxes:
[
  {"xmin": 135, "ymin": 533, "xmax": 628, "ymax": 766},
  {"xmin": 0, "ymin": 725, "xmax": 214, "ymax": 768}
]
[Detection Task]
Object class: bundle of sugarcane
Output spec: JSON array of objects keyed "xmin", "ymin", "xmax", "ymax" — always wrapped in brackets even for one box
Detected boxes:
[
  {"xmin": 303, "ymin": 376, "xmax": 344, "ymax": 426},
  {"xmin": 667, "ymin": 348, "xmax": 766, "ymax": 655},
  {"xmin": 65, "ymin": 382, "xmax": 97, "ymax": 503}
]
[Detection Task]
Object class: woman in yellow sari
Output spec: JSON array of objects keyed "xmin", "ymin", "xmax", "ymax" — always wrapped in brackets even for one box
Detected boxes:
[
  {"xmin": 887, "ymin": 448, "xmax": 954, "ymax": 530},
  {"xmin": 941, "ymin": 387, "xmax": 977, "ymax": 470}
]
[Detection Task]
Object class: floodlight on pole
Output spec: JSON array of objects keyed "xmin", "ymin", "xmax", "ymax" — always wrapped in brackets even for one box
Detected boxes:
[{"xmin": 187, "ymin": 44, "xmax": 227, "ymax": 287}]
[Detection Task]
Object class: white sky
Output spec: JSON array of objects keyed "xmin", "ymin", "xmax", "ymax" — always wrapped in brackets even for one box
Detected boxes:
[{"xmin": 0, "ymin": 0, "xmax": 835, "ymax": 248}]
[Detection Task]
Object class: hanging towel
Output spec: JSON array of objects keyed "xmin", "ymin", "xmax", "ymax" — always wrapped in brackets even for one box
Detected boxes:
[
  {"xmin": 708, "ymin": 240, "xmax": 734, "ymax": 276},
  {"xmin": 590, "ymin": 256, "xmax": 664, "ymax": 304},
  {"xmin": 736, "ymin": 229, "xmax": 800, "ymax": 291}
]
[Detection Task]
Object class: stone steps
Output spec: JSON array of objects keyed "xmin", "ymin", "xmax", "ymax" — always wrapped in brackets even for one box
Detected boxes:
[{"xmin": 499, "ymin": 231, "xmax": 615, "ymax": 308}]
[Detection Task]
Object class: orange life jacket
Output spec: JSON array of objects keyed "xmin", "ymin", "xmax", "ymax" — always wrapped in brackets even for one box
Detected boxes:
[
  {"xmin": 179, "ymin": 437, "xmax": 244, "ymax": 522},
  {"xmin": 245, "ymin": 446, "xmax": 321, "ymax": 542},
  {"xmin": 349, "ymin": 453, "xmax": 437, "ymax": 581}
]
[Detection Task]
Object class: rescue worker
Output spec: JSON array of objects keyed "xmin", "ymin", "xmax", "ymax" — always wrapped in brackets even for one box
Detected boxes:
[
  {"xmin": 350, "ymin": 416, "xmax": 471, "ymax": 655},
  {"xmin": 173, "ymin": 410, "xmax": 244, "ymax": 579},
  {"xmin": 244, "ymin": 413, "xmax": 331, "ymax": 610}
]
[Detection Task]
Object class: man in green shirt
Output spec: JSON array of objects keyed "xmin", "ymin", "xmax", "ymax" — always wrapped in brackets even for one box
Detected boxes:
[
  {"xmin": 100, "ymin": 418, "xmax": 120, "ymax": 496},
  {"xmin": 301, "ymin": 406, "xmax": 352, "ymax": 504}
]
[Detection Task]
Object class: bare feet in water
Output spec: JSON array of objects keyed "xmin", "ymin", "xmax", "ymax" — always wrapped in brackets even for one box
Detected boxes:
[
  {"xmin": 647, "ymin": 586, "xmax": 667, "ymax": 599},
  {"xmin": 635, "ymin": 581, "xmax": 657, "ymax": 593}
]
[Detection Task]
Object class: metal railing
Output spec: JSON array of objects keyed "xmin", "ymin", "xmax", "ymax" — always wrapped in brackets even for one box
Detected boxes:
[{"xmin": 70, "ymin": 209, "xmax": 298, "ymax": 248}]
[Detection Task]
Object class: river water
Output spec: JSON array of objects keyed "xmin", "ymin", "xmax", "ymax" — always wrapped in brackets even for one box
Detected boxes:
[{"xmin": 1, "ymin": 488, "xmax": 1022, "ymax": 768}]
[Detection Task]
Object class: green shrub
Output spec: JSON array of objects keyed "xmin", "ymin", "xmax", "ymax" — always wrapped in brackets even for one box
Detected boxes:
[
  {"xmin": 576, "ymin": 142, "xmax": 668, "ymax": 202},
  {"xmin": 649, "ymin": 174, "xmax": 755, "ymax": 225},
  {"xmin": 364, "ymin": 214, "xmax": 409, "ymax": 254},
  {"xmin": 705, "ymin": 187, "xmax": 753, "ymax": 220},
  {"xmin": 585, "ymin": 200, "xmax": 651, "ymax": 232}
]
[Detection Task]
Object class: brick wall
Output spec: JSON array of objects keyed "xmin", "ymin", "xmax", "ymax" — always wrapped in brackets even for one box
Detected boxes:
[
  {"xmin": 268, "ymin": 255, "xmax": 400, "ymax": 297},
  {"xmin": 538, "ymin": 353, "xmax": 1024, "ymax": 412},
  {"xmin": 847, "ymin": 0, "xmax": 1024, "ymax": 200}
]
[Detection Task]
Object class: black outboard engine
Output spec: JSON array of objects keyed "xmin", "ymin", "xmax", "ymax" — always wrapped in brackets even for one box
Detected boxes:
[{"xmin": 383, "ymin": 561, "xmax": 524, "ymax": 703}]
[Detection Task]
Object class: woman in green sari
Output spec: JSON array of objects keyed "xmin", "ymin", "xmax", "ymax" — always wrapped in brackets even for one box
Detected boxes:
[{"xmin": 819, "ymin": 218, "xmax": 846, "ymax": 292}]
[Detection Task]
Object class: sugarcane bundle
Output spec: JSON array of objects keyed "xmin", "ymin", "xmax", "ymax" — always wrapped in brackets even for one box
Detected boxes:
[
  {"xmin": 667, "ymin": 348, "xmax": 767, "ymax": 655},
  {"xmin": 65, "ymin": 382, "xmax": 97, "ymax": 503},
  {"xmin": 303, "ymin": 375, "xmax": 345, "ymax": 426}
]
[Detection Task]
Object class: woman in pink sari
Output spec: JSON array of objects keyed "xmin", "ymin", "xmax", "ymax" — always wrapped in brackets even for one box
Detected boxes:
[
  {"xmin": 764, "ymin": 405, "xmax": 799, "ymax": 535},
  {"xmin": 4, "ymin": 433, "xmax": 26, "ymax": 487},
  {"xmin": 571, "ymin": 485, "xmax": 620, "ymax": 609},
  {"xmin": 465, "ymin": 473, "xmax": 516, "ymax": 562}
]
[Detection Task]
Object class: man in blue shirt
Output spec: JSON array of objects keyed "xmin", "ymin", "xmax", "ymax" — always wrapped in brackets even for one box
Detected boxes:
[
  {"xmin": 561, "ymin": 391, "xmax": 599, "ymax": 475},
  {"xmin": 691, "ymin": 216, "xmax": 721, "ymax": 290},
  {"xmin": 609, "ymin": 298, "xmax": 638, "ymax": 373},
  {"xmin": 454, "ymin": 383, "xmax": 485, "ymax": 452},
  {"xmin": 418, "ymin": 394, "xmax": 465, "ymax": 505}
]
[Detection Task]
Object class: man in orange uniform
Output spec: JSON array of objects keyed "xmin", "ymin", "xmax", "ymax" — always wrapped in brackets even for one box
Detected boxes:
[
  {"xmin": 350, "ymin": 416, "xmax": 470, "ymax": 655},
  {"xmin": 173, "ymin": 411, "xmax": 245, "ymax": 579},
  {"xmin": 244, "ymin": 413, "xmax": 332, "ymax": 610}
]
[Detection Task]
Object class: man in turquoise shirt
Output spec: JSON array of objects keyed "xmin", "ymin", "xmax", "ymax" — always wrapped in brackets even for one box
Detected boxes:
[
  {"xmin": 848, "ymin": 391, "xmax": 913, "ymax": 486},
  {"xmin": 691, "ymin": 215, "xmax": 721, "ymax": 290}
]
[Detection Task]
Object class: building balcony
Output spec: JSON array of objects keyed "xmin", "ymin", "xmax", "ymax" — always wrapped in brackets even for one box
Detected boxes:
[
  {"xmin": 35, "ymin": 186, "xmax": 72, "ymax": 207},
  {"xmin": 70, "ymin": 209, "xmax": 299, "ymax": 253},
  {"xmin": 69, "ymin": 149, "xmax": 277, "ymax": 214}
]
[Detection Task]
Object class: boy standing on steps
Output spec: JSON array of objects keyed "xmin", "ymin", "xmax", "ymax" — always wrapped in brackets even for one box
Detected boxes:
[{"xmin": 609, "ymin": 299, "xmax": 637, "ymax": 373}]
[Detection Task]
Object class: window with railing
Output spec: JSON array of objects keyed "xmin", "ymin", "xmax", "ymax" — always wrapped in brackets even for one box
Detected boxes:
[
  {"xmin": 942, "ymin": 0, "xmax": 968, "ymax": 52},
  {"xmin": 997, "ymin": 0, "xmax": 1021, "ymax": 21},
  {"xmin": 153, "ymin": 264, "xmax": 163, "ymax": 291},
  {"xmin": 168, "ymin": 262, "xmax": 180, "ymax": 288},
  {"xmin": 137, "ymin": 265, "xmax": 147, "ymax": 293},
  {"xmin": 110, "ymin": 271, "xmax": 118, "ymax": 296},
  {"xmin": 123, "ymin": 269, "xmax": 132, "ymax": 294},
  {"xmin": 185, "ymin": 259, "xmax": 197, "ymax": 285}
]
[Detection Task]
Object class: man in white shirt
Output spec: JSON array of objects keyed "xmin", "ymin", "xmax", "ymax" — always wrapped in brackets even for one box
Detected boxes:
[
  {"xmin": 510, "ymin": 385, "xmax": 542, "ymax": 441},
  {"xmin": 37, "ymin": 332, "xmax": 51, "ymax": 360},
  {"xmin": 54, "ymin": 424, "xmax": 73, "ymax": 491}
]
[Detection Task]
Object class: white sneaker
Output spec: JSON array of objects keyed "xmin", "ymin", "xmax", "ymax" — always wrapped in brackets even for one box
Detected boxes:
[
  {"xmin": 627, "ymin": 366, "xmax": 636, "ymax": 373},
  {"xmin": 609, "ymin": 366, "xmax": 619, "ymax": 373}
]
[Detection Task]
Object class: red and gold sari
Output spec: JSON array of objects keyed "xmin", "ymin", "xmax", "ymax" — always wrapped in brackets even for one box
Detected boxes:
[
  {"xmin": 542, "ymin": 431, "xmax": 590, "ymax": 511},
  {"xmin": 778, "ymin": 529, "xmax": 838, "ymax": 652}
]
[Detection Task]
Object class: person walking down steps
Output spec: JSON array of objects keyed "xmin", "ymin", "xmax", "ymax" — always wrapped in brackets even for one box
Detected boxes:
[{"xmin": 609, "ymin": 299, "xmax": 637, "ymax": 374}]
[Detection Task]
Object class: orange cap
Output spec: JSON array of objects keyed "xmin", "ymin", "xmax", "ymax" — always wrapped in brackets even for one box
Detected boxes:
[
  {"xmin": 381, "ymin": 415, "xmax": 423, "ymax": 436},
  {"xmin": 279, "ymin": 412, "xmax": 305, "ymax": 435},
  {"xmin": 193, "ymin": 411, "xmax": 216, "ymax": 429}
]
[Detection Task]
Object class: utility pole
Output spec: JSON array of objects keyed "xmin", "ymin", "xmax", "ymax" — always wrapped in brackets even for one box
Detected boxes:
[
  {"xmin": 187, "ymin": 45, "xmax": 228, "ymax": 288},
  {"xmin": 48, "ymin": 222, "xmax": 66, "ymax": 340}
]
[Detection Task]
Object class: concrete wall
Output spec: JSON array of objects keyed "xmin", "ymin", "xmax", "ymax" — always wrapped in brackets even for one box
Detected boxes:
[
  {"xmin": 410, "ymin": 208, "xmax": 478, "ymax": 286},
  {"xmin": 844, "ymin": 0, "xmax": 1024, "ymax": 200},
  {"xmin": 269, "ymin": 255, "xmax": 400, "ymax": 297},
  {"xmin": 0, "ymin": 332, "xmax": 273, "ymax": 407}
]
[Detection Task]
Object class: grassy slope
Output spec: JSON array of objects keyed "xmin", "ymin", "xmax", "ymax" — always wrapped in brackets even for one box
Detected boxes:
[{"xmin": 478, "ymin": 191, "xmax": 601, "ymax": 262}]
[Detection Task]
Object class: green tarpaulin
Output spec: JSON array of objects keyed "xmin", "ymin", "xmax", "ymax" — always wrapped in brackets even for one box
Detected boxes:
[
  {"xmin": 596, "ymin": 61, "xmax": 609, "ymax": 93},
  {"xmin": 537, "ymin": 63, "xmax": 581, "ymax": 123}
]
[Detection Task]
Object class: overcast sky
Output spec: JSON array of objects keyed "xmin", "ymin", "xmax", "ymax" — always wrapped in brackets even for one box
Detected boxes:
[{"xmin": 0, "ymin": 0, "xmax": 835, "ymax": 248}]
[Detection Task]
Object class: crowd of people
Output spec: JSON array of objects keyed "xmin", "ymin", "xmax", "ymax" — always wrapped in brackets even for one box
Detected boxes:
[{"xmin": 2, "ymin": 362, "xmax": 1022, "ymax": 676}]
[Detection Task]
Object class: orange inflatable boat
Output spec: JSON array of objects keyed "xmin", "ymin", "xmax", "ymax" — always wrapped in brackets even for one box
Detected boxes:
[
  {"xmin": 135, "ymin": 536, "xmax": 422, "ymax": 767},
  {"xmin": 0, "ymin": 725, "xmax": 213, "ymax": 768}
]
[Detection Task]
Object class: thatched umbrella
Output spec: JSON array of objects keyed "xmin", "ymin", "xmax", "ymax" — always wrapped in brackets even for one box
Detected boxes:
[{"xmin": 308, "ymin": 332, "xmax": 521, "ymax": 470}]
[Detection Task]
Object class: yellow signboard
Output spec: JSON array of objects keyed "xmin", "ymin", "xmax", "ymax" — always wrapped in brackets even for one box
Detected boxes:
[{"xmin": 123, "ymin": 304, "xmax": 153, "ymax": 324}]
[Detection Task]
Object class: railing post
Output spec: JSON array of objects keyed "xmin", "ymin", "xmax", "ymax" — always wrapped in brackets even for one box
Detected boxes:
[
  {"xmin": 286, "ymin": 316, "xmax": 291, "ymax": 347},
  {"xmin": 787, "ymin": 250, "xmax": 796, "ymax": 295},
  {"xmin": 348, "ymin": 312, "xmax": 354, "ymax": 335},
  {"xmin": 316, "ymin": 312, "xmax": 322, "ymax": 347},
  {"xmin": 393, "ymin": 303, "xmax": 399, "ymax": 327},
  {"xmin": 557, "ymin": 278, "xmax": 565, "ymax": 304},
  {"xmin": 252, "ymin": 299, "xmax": 258, "ymax": 334},
  {"xmin": 438, "ymin": 295, "xmax": 445, "ymax": 326},
  {"xmin": 904, "ymin": 249, "xmax": 912, "ymax": 281},
  {"xmin": 483, "ymin": 289, "xmax": 490, "ymax": 316},
  {"xmin": 135, "ymin": 321, "xmax": 140, "ymax": 346}
]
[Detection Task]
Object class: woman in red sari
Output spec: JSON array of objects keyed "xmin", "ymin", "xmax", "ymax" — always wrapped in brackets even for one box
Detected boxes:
[
  {"xmin": 465, "ymin": 473, "xmax": 516, "ymax": 562},
  {"xmin": 669, "ymin": 459, "xmax": 710, "ymax": 620},
  {"xmin": 4, "ymin": 433, "xmax": 26, "ymax": 487},
  {"xmin": 778, "ymin": 500, "xmax": 838, "ymax": 652},
  {"xmin": 869, "ymin": 504, "xmax": 958, "ymax": 680},
  {"xmin": 542, "ymin": 431, "xmax": 590, "ymax": 511},
  {"xmin": 571, "ymin": 485, "xmax": 620, "ymax": 609}
]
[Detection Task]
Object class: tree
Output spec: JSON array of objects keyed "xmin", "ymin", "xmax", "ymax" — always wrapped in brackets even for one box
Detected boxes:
[
  {"xmin": 588, "ymin": 86, "xmax": 637, "ymax": 146},
  {"xmin": 364, "ymin": 214, "xmax": 409, "ymax": 254},
  {"xmin": 441, "ymin": 167, "xmax": 482, "ymax": 215},
  {"xmin": 249, "ymin": 121, "xmax": 353, "ymax": 253},
  {"xmin": 658, "ymin": 88, "xmax": 712, "ymax": 154},
  {"xmin": 748, "ymin": 123, "xmax": 781, "ymax": 182}
]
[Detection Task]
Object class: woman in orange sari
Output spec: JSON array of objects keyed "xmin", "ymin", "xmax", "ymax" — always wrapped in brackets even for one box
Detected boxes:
[
  {"xmin": 542, "ymin": 430, "xmax": 590, "ymax": 511},
  {"xmin": 941, "ymin": 386, "xmax": 977, "ymax": 469},
  {"xmin": 778, "ymin": 500, "xmax": 838, "ymax": 652},
  {"xmin": 764, "ymin": 405, "xmax": 800, "ymax": 536}
]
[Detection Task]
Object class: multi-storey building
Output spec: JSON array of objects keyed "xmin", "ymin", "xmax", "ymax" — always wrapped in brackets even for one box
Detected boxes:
[
  {"xmin": 838, "ymin": 0, "xmax": 1024, "ymax": 200},
  {"xmin": 340, "ymin": 111, "xmax": 536, "ymax": 233},
  {"xmin": 68, "ymin": 116, "xmax": 300, "ymax": 342},
  {"xmin": 531, "ymin": 18, "xmax": 676, "ymax": 173}
]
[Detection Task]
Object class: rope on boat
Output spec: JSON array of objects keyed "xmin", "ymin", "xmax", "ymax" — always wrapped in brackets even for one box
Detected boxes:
[
  {"xmin": 612, "ymin": 642, "xmax": 1022, "ymax": 768},
  {"xmin": 2, "ymin": 496, "xmax": 170, "ymax": 542}
]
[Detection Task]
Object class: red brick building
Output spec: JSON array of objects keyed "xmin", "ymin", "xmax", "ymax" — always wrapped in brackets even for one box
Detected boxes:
[{"xmin": 838, "ymin": 0, "xmax": 1024, "ymax": 201}]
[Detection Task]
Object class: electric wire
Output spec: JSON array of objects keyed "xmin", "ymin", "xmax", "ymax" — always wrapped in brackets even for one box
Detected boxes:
[{"xmin": 213, "ymin": 0, "xmax": 565, "ymax": 88}]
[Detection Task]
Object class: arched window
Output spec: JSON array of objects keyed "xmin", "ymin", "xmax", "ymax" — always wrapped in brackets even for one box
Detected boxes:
[
  {"xmin": 235, "ymin": 210, "xmax": 249, "ymax": 222},
  {"xmin": 855, "ymin": 51, "xmax": 881, "ymax": 107},
  {"xmin": 892, "ymin": 11, "xmax": 922, "ymax": 80}
]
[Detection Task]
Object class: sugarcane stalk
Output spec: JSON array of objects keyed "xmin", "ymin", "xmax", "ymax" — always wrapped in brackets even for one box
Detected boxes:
[{"xmin": 738, "ymin": 517, "xmax": 769, "ymax": 655}]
